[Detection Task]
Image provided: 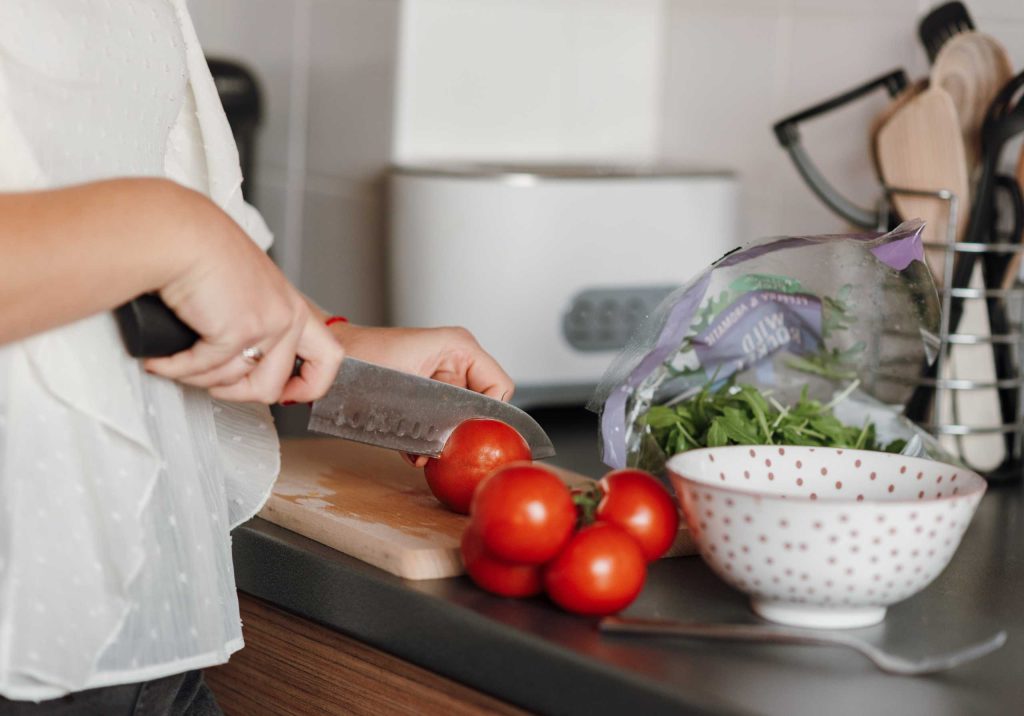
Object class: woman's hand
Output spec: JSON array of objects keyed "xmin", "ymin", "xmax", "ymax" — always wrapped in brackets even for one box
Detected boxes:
[
  {"xmin": 0, "ymin": 178, "xmax": 340, "ymax": 404},
  {"xmin": 325, "ymin": 322, "xmax": 516, "ymax": 466},
  {"xmin": 143, "ymin": 192, "xmax": 343, "ymax": 404},
  {"xmin": 328, "ymin": 323, "xmax": 514, "ymax": 399}
]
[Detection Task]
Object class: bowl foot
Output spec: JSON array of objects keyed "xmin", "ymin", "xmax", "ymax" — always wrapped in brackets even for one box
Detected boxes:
[{"xmin": 751, "ymin": 599, "xmax": 886, "ymax": 629}]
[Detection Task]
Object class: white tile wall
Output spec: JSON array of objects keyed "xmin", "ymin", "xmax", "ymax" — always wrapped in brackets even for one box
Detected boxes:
[
  {"xmin": 307, "ymin": 0, "xmax": 400, "ymax": 188},
  {"xmin": 190, "ymin": 0, "xmax": 399, "ymax": 324},
  {"xmin": 660, "ymin": 0, "xmax": 1024, "ymax": 240},
  {"xmin": 299, "ymin": 187, "xmax": 386, "ymax": 323},
  {"xmin": 189, "ymin": 0, "xmax": 298, "ymax": 173},
  {"xmin": 393, "ymin": 0, "xmax": 665, "ymax": 164},
  {"xmin": 300, "ymin": 0, "xmax": 398, "ymax": 323},
  {"xmin": 189, "ymin": 0, "xmax": 1024, "ymax": 325}
]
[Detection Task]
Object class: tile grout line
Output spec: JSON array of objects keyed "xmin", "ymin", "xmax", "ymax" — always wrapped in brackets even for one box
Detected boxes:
[{"xmin": 280, "ymin": 0, "xmax": 312, "ymax": 285}]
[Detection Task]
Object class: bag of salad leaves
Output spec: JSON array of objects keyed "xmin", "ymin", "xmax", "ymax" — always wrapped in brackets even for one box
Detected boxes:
[{"xmin": 591, "ymin": 220, "xmax": 951, "ymax": 474}]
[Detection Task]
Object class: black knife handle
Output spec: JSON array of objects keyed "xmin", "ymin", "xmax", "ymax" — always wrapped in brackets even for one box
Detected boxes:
[
  {"xmin": 115, "ymin": 294, "xmax": 199, "ymax": 357},
  {"xmin": 115, "ymin": 295, "xmax": 306, "ymax": 378}
]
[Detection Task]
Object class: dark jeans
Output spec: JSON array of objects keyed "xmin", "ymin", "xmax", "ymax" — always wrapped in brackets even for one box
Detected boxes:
[{"xmin": 0, "ymin": 670, "xmax": 221, "ymax": 716}]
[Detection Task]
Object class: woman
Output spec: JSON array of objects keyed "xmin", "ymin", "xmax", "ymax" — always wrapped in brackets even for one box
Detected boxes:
[{"xmin": 0, "ymin": 1, "xmax": 513, "ymax": 713}]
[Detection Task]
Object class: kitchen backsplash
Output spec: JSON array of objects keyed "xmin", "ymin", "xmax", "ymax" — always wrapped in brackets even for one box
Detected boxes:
[
  {"xmin": 393, "ymin": 0, "xmax": 664, "ymax": 164},
  {"xmin": 191, "ymin": 0, "xmax": 1024, "ymax": 323},
  {"xmin": 661, "ymin": 0, "xmax": 1024, "ymax": 240},
  {"xmin": 191, "ymin": 0, "xmax": 400, "ymax": 325}
]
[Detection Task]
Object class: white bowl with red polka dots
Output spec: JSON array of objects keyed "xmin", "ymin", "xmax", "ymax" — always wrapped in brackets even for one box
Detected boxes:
[{"xmin": 666, "ymin": 446, "xmax": 986, "ymax": 629}]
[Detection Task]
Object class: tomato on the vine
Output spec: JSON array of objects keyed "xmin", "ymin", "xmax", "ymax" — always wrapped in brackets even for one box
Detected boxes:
[
  {"xmin": 470, "ymin": 463, "xmax": 576, "ymax": 564},
  {"xmin": 460, "ymin": 528, "xmax": 543, "ymax": 598},
  {"xmin": 424, "ymin": 419, "xmax": 531, "ymax": 514},
  {"xmin": 596, "ymin": 469, "xmax": 679, "ymax": 561},
  {"xmin": 543, "ymin": 522, "xmax": 647, "ymax": 616}
]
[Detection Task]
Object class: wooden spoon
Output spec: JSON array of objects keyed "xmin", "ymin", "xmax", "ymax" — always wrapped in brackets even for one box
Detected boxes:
[
  {"xmin": 876, "ymin": 85, "xmax": 970, "ymax": 283},
  {"xmin": 933, "ymin": 31, "xmax": 1013, "ymax": 173},
  {"xmin": 869, "ymin": 79, "xmax": 926, "ymax": 182}
]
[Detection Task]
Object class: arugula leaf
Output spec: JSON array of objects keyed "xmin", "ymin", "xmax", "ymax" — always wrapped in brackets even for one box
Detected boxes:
[
  {"xmin": 706, "ymin": 419, "xmax": 730, "ymax": 447},
  {"xmin": 639, "ymin": 379, "xmax": 905, "ymax": 457},
  {"xmin": 643, "ymin": 406, "xmax": 683, "ymax": 429}
]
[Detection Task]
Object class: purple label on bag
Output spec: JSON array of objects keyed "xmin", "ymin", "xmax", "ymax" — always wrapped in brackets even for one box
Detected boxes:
[{"xmin": 692, "ymin": 291, "xmax": 822, "ymax": 374}]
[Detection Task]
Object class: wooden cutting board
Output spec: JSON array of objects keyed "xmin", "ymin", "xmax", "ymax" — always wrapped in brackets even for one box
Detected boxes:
[{"xmin": 261, "ymin": 438, "xmax": 696, "ymax": 580}]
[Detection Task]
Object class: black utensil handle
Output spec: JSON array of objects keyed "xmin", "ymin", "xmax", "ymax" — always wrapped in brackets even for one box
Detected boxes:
[
  {"xmin": 995, "ymin": 174, "xmax": 1024, "ymax": 249},
  {"xmin": 983, "ymin": 176, "xmax": 1022, "ymax": 459},
  {"xmin": 772, "ymin": 69, "xmax": 908, "ymax": 229},
  {"xmin": 918, "ymin": 2, "xmax": 974, "ymax": 64},
  {"xmin": 115, "ymin": 294, "xmax": 199, "ymax": 358},
  {"xmin": 115, "ymin": 295, "xmax": 307, "ymax": 379}
]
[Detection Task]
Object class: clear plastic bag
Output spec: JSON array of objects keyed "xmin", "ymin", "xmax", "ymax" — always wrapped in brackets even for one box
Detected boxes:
[{"xmin": 591, "ymin": 220, "xmax": 952, "ymax": 473}]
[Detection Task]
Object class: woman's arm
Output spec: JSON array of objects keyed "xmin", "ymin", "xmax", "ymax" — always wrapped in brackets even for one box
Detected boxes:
[
  {"xmin": 0, "ymin": 178, "xmax": 200, "ymax": 344},
  {"xmin": 307, "ymin": 301, "xmax": 516, "ymax": 467},
  {"xmin": 1, "ymin": 177, "xmax": 343, "ymax": 404},
  {"xmin": 305, "ymin": 299, "xmax": 513, "ymax": 400}
]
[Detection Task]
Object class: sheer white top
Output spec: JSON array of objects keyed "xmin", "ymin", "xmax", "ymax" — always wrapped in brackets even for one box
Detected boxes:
[{"xmin": 0, "ymin": 0, "xmax": 280, "ymax": 700}]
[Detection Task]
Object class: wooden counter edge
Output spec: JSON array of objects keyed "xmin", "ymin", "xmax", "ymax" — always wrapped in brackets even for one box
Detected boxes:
[{"xmin": 205, "ymin": 592, "xmax": 531, "ymax": 716}]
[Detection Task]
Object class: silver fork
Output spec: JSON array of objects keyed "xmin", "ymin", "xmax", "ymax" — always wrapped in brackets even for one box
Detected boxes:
[{"xmin": 599, "ymin": 616, "xmax": 1007, "ymax": 676}]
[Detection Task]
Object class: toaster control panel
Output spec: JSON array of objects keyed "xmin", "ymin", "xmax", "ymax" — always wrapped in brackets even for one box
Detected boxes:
[{"xmin": 562, "ymin": 286, "xmax": 676, "ymax": 352}]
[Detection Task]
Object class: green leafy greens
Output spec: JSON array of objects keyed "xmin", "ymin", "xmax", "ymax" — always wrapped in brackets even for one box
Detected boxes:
[{"xmin": 641, "ymin": 381, "xmax": 906, "ymax": 456}]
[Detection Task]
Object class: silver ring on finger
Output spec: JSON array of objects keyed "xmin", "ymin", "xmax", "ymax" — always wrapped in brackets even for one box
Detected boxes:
[{"xmin": 240, "ymin": 346, "xmax": 265, "ymax": 365}]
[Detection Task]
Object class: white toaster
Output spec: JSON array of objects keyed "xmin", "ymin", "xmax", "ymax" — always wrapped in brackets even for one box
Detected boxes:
[{"xmin": 388, "ymin": 164, "xmax": 739, "ymax": 407}]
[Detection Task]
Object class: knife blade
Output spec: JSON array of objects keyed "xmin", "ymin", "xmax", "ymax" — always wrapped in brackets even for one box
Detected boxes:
[
  {"xmin": 307, "ymin": 358, "xmax": 555, "ymax": 459},
  {"xmin": 112, "ymin": 294, "xmax": 555, "ymax": 459}
]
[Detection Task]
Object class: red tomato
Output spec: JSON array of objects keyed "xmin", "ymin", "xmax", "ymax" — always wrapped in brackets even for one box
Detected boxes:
[
  {"xmin": 596, "ymin": 469, "xmax": 679, "ymax": 561},
  {"xmin": 424, "ymin": 419, "xmax": 531, "ymax": 514},
  {"xmin": 470, "ymin": 463, "xmax": 576, "ymax": 564},
  {"xmin": 460, "ymin": 528, "xmax": 543, "ymax": 598},
  {"xmin": 543, "ymin": 523, "xmax": 647, "ymax": 616}
]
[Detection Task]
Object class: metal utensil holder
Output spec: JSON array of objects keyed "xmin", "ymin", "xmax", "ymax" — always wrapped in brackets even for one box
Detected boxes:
[{"xmin": 876, "ymin": 186, "xmax": 1024, "ymax": 481}]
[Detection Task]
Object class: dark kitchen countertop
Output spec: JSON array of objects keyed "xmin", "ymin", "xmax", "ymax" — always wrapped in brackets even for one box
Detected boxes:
[{"xmin": 235, "ymin": 406, "xmax": 1024, "ymax": 716}]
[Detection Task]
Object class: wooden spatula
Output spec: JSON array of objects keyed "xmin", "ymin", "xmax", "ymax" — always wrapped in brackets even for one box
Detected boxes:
[
  {"xmin": 932, "ymin": 31, "xmax": 1013, "ymax": 172},
  {"xmin": 876, "ymin": 85, "xmax": 969, "ymax": 283},
  {"xmin": 869, "ymin": 80, "xmax": 926, "ymax": 182}
]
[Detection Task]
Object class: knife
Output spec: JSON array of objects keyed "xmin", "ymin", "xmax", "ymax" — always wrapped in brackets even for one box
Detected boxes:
[
  {"xmin": 114, "ymin": 294, "xmax": 555, "ymax": 458},
  {"xmin": 307, "ymin": 357, "xmax": 554, "ymax": 458}
]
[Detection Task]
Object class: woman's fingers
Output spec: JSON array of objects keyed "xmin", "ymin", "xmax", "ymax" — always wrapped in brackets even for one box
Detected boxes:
[
  {"xmin": 277, "ymin": 316, "xmax": 344, "ymax": 404},
  {"xmin": 431, "ymin": 328, "xmax": 515, "ymax": 402},
  {"xmin": 163, "ymin": 313, "xmax": 342, "ymax": 404},
  {"xmin": 466, "ymin": 360, "xmax": 512, "ymax": 401},
  {"xmin": 326, "ymin": 324, "xmax": 516, "ymax": 468},
  {"xmin": 144, "ymin": 338, "xmax": 248, "ymax": 381},
  {"xmin": 463, "ymin": 351, "xmax": 515, "ymax": 402},
  {"xmin": 173, "ymin": 354, "xmax": 259, "ymax": 389},
  {"xmin": 144, "ymin": 196, "xmax": 356, "ymax": 404},
  {"xmin": 209, "ymin": 320, "xmax": 303, "ymax": 403},
  {"xmin": 144, "ymin": 309, "xmax": 290, "ymax": 381},
  {"xmin": 400, "ymin": 452, "xmax": 429, "ymax": 468}
]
